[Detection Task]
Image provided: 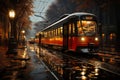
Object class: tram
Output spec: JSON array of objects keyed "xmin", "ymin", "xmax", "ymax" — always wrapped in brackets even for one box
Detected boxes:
[{"xmin": 35, "ymin": 12, "xmax": 100, "ymax": 53}]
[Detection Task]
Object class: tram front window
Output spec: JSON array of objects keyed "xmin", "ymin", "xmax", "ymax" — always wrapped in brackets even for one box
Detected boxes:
[
  {"xmin": 78, "ymin": 20, "xmax": 97, "ymax": 36},
  {"xmin": 82, "ymin": 21, "xmax": 96, "ymax": 36}
]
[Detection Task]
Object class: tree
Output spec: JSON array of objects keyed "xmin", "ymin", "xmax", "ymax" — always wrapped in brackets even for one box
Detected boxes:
[
  {"xmin": 44, "ymin": 0, "xmax": 99, "ymax": 24},
  {"xmin": 0, "ymin": 0, "xmax": 33, "ymax": 46},
  {"xmin": 11, "ymin": 0, "xmax": 33, "ymax": 41},
  {"xmin": 35, "ymin": 0, "xmax": 97, "ymax": 32}
]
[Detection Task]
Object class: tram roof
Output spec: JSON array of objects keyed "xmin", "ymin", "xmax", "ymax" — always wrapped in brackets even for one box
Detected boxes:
[{"xmin": 41, "ymin": 12, "xmax": 96, "ymax": 31}]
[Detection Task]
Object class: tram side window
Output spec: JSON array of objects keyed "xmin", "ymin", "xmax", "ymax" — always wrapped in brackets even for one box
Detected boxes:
[
  {"xmin": 47, "ymin": 31, "xmax": 48, "ymax": 37},
  {"xmin": 46, "ymin": 31, "xmax": 48, "ymax": 38},
  {"xmin": 43, "ymin": 32, "xmax": 45, "ymax": 38},
  {"xmin": 77, "ymin": 20, "xmax": 84, "ymax": 35},
  {"xmin": 57, "ymin": 28, "xmax": 59, "ymax": 36},
  {"xmin": 72, "ymin": 23, "xmax": 75, "ymax": 35},
  {"xmin": 56, "ymin": 29, "xmax": 58, "ymax": 36},
  {"xmin": 51, "ymin": 30, "xmax": 53, "ymax": 37},
  {"xmin": 50, "ymin": 30, "xmax": 52, "ymax": 37},
  {"xmin": 54, "ymin": 29, "xmax": 55, "ymax": 36},
  {"xmin": 40, "ymin": 32, "xmax": 43, "ymax": 37},
  {"xmin": 58, "ymin": 28, "xmax": 60, "ymax": 36},
  {"xmin": 69, "ymin": 23, "xmax": 76, "ymax": 35},
  {"xmin": 60, "ymin": 27, "xmax": 63, "ymax": 36},
  {"xmin": 45, "ymin": 32, "xmax": 47, "ymax": 38},
  {"xmin": 53, "ymin": 29, "xmax": 54, "ymax": 36},
  {"xmin": 46, "ymin": 32, "xmax": 48, "ymax": 38},
  {"xmin": 49, "ymin": 31, "xmax": 51, "ymax": 37},
  {"xmin": 58, "ymin": 27, "xmax": 63, "ymax": 36},
  {"xmin": 69, "ymin": 23, "xmax": 71, "ymax": 35},
  {"xmin": 48, "ymin": 31, "xmax": 50, "ymax": 37}
]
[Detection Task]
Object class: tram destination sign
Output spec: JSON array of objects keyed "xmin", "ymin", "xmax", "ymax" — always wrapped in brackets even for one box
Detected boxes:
[{"xmin": 81, "ymin": 15, "xmax": 96, "ymax": 20}]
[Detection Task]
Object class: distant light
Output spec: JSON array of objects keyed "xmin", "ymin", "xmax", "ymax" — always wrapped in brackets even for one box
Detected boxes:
[
  {"xmin": 81, "ymin": 71, "xmax": 85, "ymax": 75},
  {"xmin": 22, "ymin": 30, "xmax": 25, "ymax": 33},
  {"xmin": 81, "ymin": 75, "xmax": 87, "ymax": 80}
]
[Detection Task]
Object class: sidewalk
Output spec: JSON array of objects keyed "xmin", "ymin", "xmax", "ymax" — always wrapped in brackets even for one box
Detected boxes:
[
  {"xmin": 27, "ymin": 48, "xmax": 58, "ymax": 80},
  {"xmin": 0, "ymin": 46, "xmax": 8, "ymax": 69},
  {"xmin": 0, "ymin": 46, "xmax": 30, "ymax": 80},
  {"xmin": 0, "ymin": 45, "xmax": 59, "ymax": 80}
]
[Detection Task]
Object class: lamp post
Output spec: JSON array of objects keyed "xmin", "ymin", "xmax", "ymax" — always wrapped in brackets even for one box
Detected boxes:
[
  {"xmin": 21, "ymin": 30, "xmax": 26, "ymax": 46},
  {"xmin": 22, "ymin": 30, "xmax": 25, "ymax": 34},
  {"xmin": 6, "ymin": 9, "xmax": 17, "ymax": 56},
  {"xmin": 9, "ymin": 9, "xmax": 15, "ymax": 18},
  {"xmin": 9, "ymin": 9, "xmax": 15, "ymax": 37}
]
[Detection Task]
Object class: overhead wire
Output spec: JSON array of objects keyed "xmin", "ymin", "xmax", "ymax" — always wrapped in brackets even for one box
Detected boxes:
[
  {"xmin": 38, "ymin": 0, "xmax": 49, "ymax": 18},
  {"xmin": 32, "ymin": 0, "xmax": 54, "ymax": 22}
]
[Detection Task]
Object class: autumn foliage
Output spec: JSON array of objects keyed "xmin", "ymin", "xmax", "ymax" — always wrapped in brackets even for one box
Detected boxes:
[{"xmin": 0, "ymin": 0, "xmax": 33, "ymax": 40}]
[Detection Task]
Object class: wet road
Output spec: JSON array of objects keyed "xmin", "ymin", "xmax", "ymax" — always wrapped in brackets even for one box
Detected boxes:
[
  {"xmin": 17, "ymin": 43, "xmax": 120, "ymax": 80},
  {"xmin": 27, "ymin": 45, "xmax": 59, "ymax": 80},
  {"xmin": 0, "ymin": 45, "xmax": 58, "ymax": 80},
  {"xmin": 36, "ymin": 45, "xmax": 120, "ymax": 80}
]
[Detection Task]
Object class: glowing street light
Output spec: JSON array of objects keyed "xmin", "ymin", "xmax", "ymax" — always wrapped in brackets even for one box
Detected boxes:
[
  {"xmin": 9, "ymin": 9, "xmax": 16, "ymax": 37},
  {"xmin": 9, "ymin": 9, "xmax": 15, "ymax": 19},
  {"xmin": 7, "ymin": 9, "xmax": 18, "ymax": 56},
  {"xmin": 22, "ymin": 30, "xmax": 25, "ymax": 34}
]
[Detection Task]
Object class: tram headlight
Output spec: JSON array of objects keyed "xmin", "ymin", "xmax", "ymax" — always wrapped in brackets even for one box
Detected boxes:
[
  {"xmin": 95, "ymin": 37, "xmax": 98, "ymax": 41},
  {"xmin": 81, "ymin": 37, "xmax": 85, "ymax": 41}
]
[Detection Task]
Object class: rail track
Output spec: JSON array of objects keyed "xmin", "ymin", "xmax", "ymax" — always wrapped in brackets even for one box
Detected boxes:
[{"xmin": 39, "ymin": 47, "xmax": 120, "ymax": 80}]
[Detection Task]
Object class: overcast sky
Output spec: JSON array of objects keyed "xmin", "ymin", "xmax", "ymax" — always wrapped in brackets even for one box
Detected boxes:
[
  {"xmin": 28, "ymin": 0, "xmax": 55, "ymax": 38},
  {"xmin": 30, "ymin": 0, "xmax": 55, "ymax": 23}
]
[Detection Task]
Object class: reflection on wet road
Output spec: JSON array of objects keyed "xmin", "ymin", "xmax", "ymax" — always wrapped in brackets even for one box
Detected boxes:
[{"xmin": 30, "ymin": 44, "xmax": 120, "ymax": 80}]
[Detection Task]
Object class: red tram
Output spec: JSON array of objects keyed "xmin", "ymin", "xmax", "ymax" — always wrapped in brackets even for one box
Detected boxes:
[{"xmin": 35, "ymin": 12, "xmax": 100, "ymax": 53}]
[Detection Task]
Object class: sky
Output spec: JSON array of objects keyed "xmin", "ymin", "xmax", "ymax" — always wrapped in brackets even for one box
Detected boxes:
[
  {"xmin": 28, "ymin": 0, "xmax": 55, "ymax": 38},
  {"xmin": 30, "ymin": 0, "xmax": 55, "ymax": 23}
]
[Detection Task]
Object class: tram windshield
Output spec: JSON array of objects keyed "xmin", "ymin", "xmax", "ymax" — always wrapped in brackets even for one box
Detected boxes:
[{"xmin": 77, "ymin": 20, "xmax": 97, "ymax": 36}]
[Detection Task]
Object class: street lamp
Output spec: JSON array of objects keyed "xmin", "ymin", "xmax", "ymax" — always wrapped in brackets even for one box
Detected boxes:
[
  {"xmin": 9, "ymin": 9, "xmax": 15, "ymax": 19},
  {"xmin": 6, "ymin": 9, "xmax": 17, "ymax": 56},
  {"xmin": 22, "ymin": 30, "xmax": 25, "ymax": 34},
  {"xmin": 21, "ymin": 30, "xmax": 26, "ymax": 46},
  {"xmin": 9, "ymin": 9, "xmax": 15, "ymax": 37}
]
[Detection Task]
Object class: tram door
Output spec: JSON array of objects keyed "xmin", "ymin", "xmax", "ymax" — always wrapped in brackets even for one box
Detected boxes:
[
  {"xmin": 39, "ymin": 34, "xmax": 41, "ymax": 45},
  {"xmin": 63, "ymin": 23, "xmax": 69, "ymax": 50},
  {"xmin": 68, "ymin": 22, "xmax": 76, "ymax": 51},
  {"xmin": 68, "ymin": 23, "xmax": 73, "ymax": 50}
]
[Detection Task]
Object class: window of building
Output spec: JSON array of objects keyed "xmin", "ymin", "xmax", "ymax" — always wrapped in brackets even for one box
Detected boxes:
[{"xmin": 110, "ymin": 33, "xmax": 116, "ymax": 40}]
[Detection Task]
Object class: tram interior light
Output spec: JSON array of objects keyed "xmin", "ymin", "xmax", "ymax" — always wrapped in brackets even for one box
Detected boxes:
[{"xmin": 86, "ymin": 21, "xmax": 91, "ymax": 24}]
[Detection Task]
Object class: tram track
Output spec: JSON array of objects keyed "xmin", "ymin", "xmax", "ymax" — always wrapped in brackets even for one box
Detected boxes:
[
  {"xmin": 40, "ymin": 47, "xmax": 120, "ymax": 79},
  {"xmin": 62, "ymin": 51, "xmax": 120, "ymax": 76}
]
